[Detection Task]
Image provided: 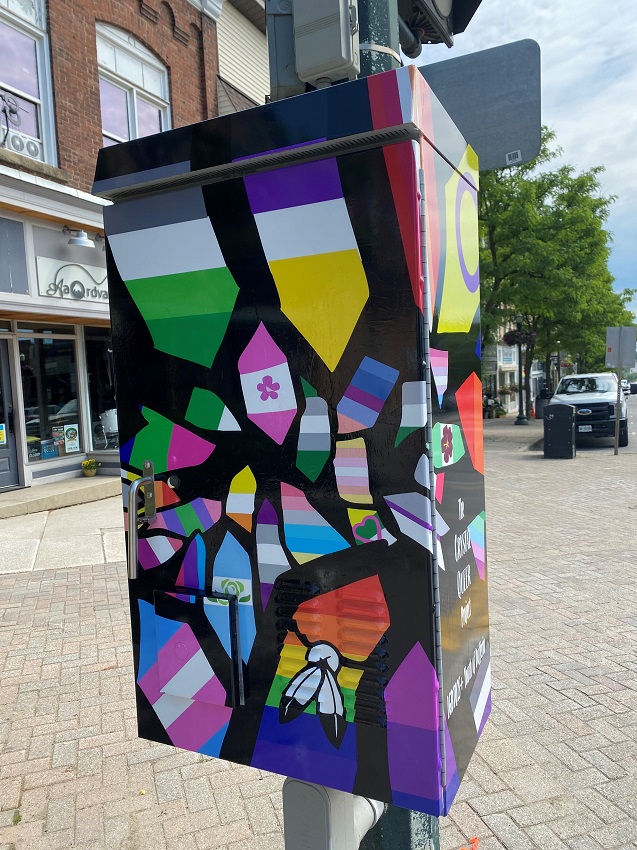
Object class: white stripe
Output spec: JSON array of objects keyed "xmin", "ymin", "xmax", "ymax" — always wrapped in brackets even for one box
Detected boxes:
[
  {"xmin": 240, "ymin": 362, "xmax": 295, "ymax": 414},
  {"xmin": 110, "ymin": 218, "xmax": 225, "ymax": 280},
  {"xmin": 219, "ymin": 407, "xmax": 241, "ymax": 431},
  {"xmin": 300, "ymin": 415, "xmax": 330, "ymax": 434},
  {"xmin": 391, "ymin": 512, "xmax": 433, "ymax": 551},
  {"xmin": 148, "ymin": 536, "xmax": 177, "ymax": 562},
  {"xmin": 254, "ymin": 199, "xmax": 357, "ymax": 261},
  {"xmin": 153, "ymin": 692, "xmax": 193, "ymax": 727},
  {"xmin": 334, "ymin": 466, "xmax": 369, "ymax": 479},
  {"xmin": 227, "ymin": 493, "xmax": 255, "ymax": 515},
  {"xmin": 473, "ymin": 663, "xmax": 491, "ymax": 732},
  {"xmin": 160, "ymin": 648, "xmax": 214, "ymax": 700},
  {"xmin": 257, "ymin": 543, "xmax": 290, "ymax": 566}
]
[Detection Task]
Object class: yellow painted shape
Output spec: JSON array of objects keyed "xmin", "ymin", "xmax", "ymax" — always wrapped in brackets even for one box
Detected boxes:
[
  {"xmin": 269, "ymin": 249, "xmax": 369, "ymax": 372},
  {"xmin": 292, "ymin": 552, "xmax": 320, "ymax": 564},
  {"xmin": 438, "ymin": 147, "xmax": 481, "ymax": 334},
  {"xmin": 229, "ymin": 465, "xmax": 256, "ymax": 496},
  {"xmin": 338, "ymin": 666, "xmax": 364, "ymax": 691}
]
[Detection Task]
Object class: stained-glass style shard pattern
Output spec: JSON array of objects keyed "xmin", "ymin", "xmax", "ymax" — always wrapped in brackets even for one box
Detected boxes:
[
  {"xmin": 431, "ymin": 423, "xmax": 465, "ymax": 469},
  {"xmin": 395, "ymin": 382, "xmax": 427, "ymax": 446},
  {"xmin": 226, "ymin": 466, "xmax": 256, "ymax": 532},
  {"xmin": 148, "ymin": 498, "xmax": 222, "ymax": 536},
  {"xmin": 245, "ymin": 158, "xmax": 369, "ymax": 372},
  {"xmin": 468, "ymin": 512, "xmax": 486, "ymax": 580},
  {"xmin": 121, "ymin": 407, "xmax": 215, "ymax": 475},
  {"xmin": 138, "ymin": 535, "xmax": 183, "ymax": 570},
  {"xmin": 456, "ymin": 372, "xmax": 484, "ymax": 475},
  {"xmin": 334, "ymin": 439, "xmax": 373, "ymax": 504},
  {"xmin": 238, "ymin": 323, "xmax": 297, "ymax": 445},
  {"xmin": 186, "ymin": 388, "xmax": 240, "ymax": 432},
  {"xmin": 256, "ymin": 500, "xmax": 290, "ymax": 608},
  {"xmin": 206, "ymin": 532, "xmax": 256, "ymax": 664},
  {"xmin": 296, "ymin": 385, "xmax": 331, "ymax": 482},
  {"xmin": 469, "ymin": 641, "xmax": 491, "ymax": 736},
  {"xmin": 176, "ymin": 533, "xmax": 207, "ymax": 590},
  {"xmin": 385, "ymin": 492, "xmax": 433, "ymax": 552},
  {"xmin": 281, "ymin": 483, "xmax": 349, "ymax": 564},
  {"xmin": 430, "ymin": 349, "xmax": 449, "ymax": 408},
  {"xmin": 385, "ymin": 642, "xmax": 442, "ymax": 812},
  {"xmin": 337, "ymin": 357, "xmax": 399, "ymax": 433},
  {"xmin": 108, "ymin": 193, "xmax": 239, "ymax": 366},
  {"xmin": 347, "ymin": 509, "xmax": 396, "ymax": 546},
  {"xmin": 137, "ymin": 600, "xmax": 232, "ymax": 754}
]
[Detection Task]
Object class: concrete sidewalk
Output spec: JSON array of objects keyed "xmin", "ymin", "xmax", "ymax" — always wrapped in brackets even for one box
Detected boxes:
[{"xmin": 1, "ymin": 422, "xmax": 637, "ymax": 850}]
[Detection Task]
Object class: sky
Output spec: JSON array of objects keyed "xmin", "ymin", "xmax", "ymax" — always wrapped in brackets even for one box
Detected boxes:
[{"xmin": 414, "ymin": 0, "xmax": 637, "ymax": 311}]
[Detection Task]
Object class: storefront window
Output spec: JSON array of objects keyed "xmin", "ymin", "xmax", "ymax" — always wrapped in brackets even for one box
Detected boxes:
[
  {"xmin": 20, "ymin": 333, "xmax": 81, "ymax": 461},
  {"xmin": 85, "ymin": 327, "xmax": 118, "ymax": 451}
]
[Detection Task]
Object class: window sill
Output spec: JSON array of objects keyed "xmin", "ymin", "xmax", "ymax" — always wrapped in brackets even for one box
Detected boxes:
[{"xmin": 0, "ymin": 148, "xmax": 69, "ymax": 184}]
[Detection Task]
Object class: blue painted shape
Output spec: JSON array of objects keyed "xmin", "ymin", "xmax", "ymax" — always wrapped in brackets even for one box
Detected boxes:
[
  {"xmin": 137, "ymin": 599, "xmax": 159, "ymax": 679},
  {"xmin": 154, "ymin": 613, "xmax": 185, "ymax": 652},
  {"xmin": 199, "ymin": 721, "xmax": 230, "ymax": 757},
  {"xmin": 210, "ymin": 532, "xmax": 257, "ymax": 663}
]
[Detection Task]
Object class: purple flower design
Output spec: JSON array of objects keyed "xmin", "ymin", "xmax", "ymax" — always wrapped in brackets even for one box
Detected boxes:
[
  {"xmin": 257, "ymin": 375, "xmax": 280, "ymax": 401},
  {"xmin": 441, "ymin": 425, "xmax": 453, "ymax": 464}
]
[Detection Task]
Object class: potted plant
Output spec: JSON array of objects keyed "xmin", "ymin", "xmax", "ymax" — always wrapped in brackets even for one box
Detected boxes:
[{"xmin": 81, "ymin": 458, "xmax": 101, "ymax": 477}]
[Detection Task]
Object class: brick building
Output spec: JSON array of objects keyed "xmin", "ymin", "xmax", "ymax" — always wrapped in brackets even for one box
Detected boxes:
[{"xmin": 0, "ymin": 0, "xmax": 268, "ymax": 489}]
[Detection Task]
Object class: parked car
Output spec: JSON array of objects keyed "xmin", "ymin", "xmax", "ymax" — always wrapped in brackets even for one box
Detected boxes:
[
  {"xmin": 621, "ymin": 379, "xmax": 630, "ymax": 395},
  {"xmin": 549, "ymin": 373, "xmax": 628, "ymax": 447}
]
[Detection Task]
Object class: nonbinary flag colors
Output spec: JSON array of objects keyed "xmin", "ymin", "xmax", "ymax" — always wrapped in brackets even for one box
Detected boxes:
[
  {"xmin": 337, "ymin": 357, "xmax": 399, "ymax": 433},
  {"xmin": 238, "ymin": 323, "xmax": 297, "ymax": 445},
  {"xmin": 226, "ymin": 466, "xmax": 256, "ymax": 532},
  {"xmin": 395, "ymin": 381, "xmax": 427, "ymax": 446},
  {"xmin": 245, "ymin": 157, "xmax": 369, "ymax": 372},
  {"xmin": 281, "ymin": 483, "xmax": 349, "ymax": 564},
  {"xmin": 334, "ymin": 439, "xmax": 373, "ymax": 504}
]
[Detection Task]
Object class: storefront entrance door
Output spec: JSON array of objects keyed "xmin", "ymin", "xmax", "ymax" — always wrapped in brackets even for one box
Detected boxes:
[{"xmin": 0, "ymin": 340, "xmax": 19, "ymax": 489}]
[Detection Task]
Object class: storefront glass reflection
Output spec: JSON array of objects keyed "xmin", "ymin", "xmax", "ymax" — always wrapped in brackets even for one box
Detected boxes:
[
  {"xmin": 85, "ymin": 327, "xmax": 118, "ymax": 450},
  {"xmin": 19, "ymin": 334, "xmax": 81, "ymax": 461}
]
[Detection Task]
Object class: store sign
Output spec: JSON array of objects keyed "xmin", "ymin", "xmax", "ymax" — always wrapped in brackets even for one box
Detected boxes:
[
  {"xmin": 0, "ymin": 423, "xmax": 6, "ymax": 445},
  {"xmin": 36, "ymin": 257, "xmax": 108, "ymax": 304}
]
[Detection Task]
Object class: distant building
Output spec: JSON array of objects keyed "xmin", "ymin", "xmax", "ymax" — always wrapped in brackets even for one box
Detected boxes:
[{"xmin": 0, "ymin": 0, "xmax": 268, "ymax": 488}]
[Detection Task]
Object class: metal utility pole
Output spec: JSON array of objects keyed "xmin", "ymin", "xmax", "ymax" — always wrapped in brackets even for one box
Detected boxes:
[{"xmin": 357, "ymin": 0, "xmax": 401, "ymax": 77}]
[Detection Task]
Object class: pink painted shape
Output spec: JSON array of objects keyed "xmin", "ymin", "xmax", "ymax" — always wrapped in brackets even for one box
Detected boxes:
[
  {"xmin": 248, "ymin": 409, "xmax": 296, "ymax": 445},
  {"xmin": 435, "ymin": 472, "xmax": 444, "ymax": 503},
  {"xmin": 156, "ymin": 624, "xmax": 199, "ymax": 686},
  {"xmin": 137, "ymin": 539, "xmax": 159, "ymax": 569},
  {"xmin": 238, "ymin": 322, "xmax": 285, "ymax": 374},
  {"xmin": 167, "ymin": 424, "xmax": 215, "ymax": 471},
  {"xmin": 201, "ymin": 499, "xmax": 223, "ymax": 524},
  {"xmin": 137, "ymin": 664, "xmax": 163, "ymax": 705},
  {"xmin": 472, "ymin": 544, "xmax": 486, "ymax": 580},
  {"xmin": 280, "ymin": 489, "xmax": 312, "ymax": 510},
  {"xmin": 166, "ymin": 699, "xmax": 232, "ymax": 751},
  {"xmin": 337, "ymin": 413, "xmax": 364, "ymax": 433},
  {"xmin": 193, "ymin": 674, "xmax": 227, "ymax": 706}
]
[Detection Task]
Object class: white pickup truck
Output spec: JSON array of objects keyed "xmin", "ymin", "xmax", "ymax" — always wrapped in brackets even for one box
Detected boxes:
[{"xmin": 549, "ymin": 373, "xmax": 628, "ymax": 447}]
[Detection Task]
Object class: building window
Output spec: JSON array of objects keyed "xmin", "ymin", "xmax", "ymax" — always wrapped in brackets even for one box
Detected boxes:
[
  {"xmin": 96, "ymin": 23, "xmax": 170, "ymax": 147},
  {"xmin": 19, "ymin": 325, "xmax": 81, "ymax": 462},
  {"xmin": 85, "ymin": 327, "xmax": 118, "ymax": 451},
  {"xmin": 0, "ymin": 0, "xmax": 55, "ymax": 163}
]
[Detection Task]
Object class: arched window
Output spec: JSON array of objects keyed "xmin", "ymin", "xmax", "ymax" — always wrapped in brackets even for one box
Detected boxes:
[
  {"xmin": 0, "ymin": 0, "xmax": 55, "ymax": 163},
  {"xmin": 96, "ymin": 23, "xmax": 170, "ymax": 147}
]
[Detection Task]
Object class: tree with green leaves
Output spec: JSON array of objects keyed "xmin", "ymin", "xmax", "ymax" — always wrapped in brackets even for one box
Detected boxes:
[{"xmin": 479, "ymin": 128, "xmax": 634, "ymax": 413}]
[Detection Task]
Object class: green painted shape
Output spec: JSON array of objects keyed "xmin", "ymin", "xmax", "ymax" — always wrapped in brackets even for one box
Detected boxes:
[
  {"xmin": 300, "ymin": 377, "xmax": 317, "ymax": 398},
  {"xmin": 147, "ymin": 313, "xmax": 234, "ymax": 367},
  {"xmin": 296, "ymin": 449, "xmax": 330, "ymax": 483},
  {"xmin": 175, "ymin": 502, "xmax": 203, "ymax": 537},
  {"xmin": 353, "ymin": 514, "xmax": 384, "ymax": 545},
  {"xmin": 266, "ymin": 674, "xmax": 357, "ymax": 722},
  {"xmin": 394, "ymin": 425, "xmax": 418, "ymax": 447},
  {"xmin": 129, "ymin": 407, "xmax": 172, "ymax": 473},
  {"xmin": 125, "ymin": 267, "xmax": 238, "ymax": 366},
  {"xmin": 186, "ymin": 388, "xmax": 224, "ymax": 430}
]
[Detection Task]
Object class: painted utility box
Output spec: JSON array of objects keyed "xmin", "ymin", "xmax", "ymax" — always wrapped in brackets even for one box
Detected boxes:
[{"xmin": 94, "ymin": 65, "xmax": 490, "ymax": 817}]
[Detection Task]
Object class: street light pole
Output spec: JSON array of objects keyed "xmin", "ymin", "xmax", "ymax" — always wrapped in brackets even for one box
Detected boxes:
[{"xmin": 515, "ymin": 314, "xmax": 529, "ymax": 426}]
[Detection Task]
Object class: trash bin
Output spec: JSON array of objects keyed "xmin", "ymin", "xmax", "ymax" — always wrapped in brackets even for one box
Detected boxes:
[
  {"xmin": 544, "ymin": 403, "xmax": 576, "ymax": 458},
  {"xmin": 535, "ymin": 395, "xmax": 548, "ymax": 419}
]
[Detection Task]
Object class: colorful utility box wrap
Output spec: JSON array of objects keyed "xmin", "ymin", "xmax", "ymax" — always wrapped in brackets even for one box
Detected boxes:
[{"xmin": 94, "ymin": 65, "xmax": 490, "ymax": 816}]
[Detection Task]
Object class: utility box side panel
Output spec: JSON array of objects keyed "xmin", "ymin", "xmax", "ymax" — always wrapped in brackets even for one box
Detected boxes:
[{"xmin": 98, "ymin": 68, "xmax": 488, "ymax": 817}]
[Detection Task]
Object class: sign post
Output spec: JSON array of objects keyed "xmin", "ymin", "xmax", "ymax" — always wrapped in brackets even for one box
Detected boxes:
[{"xmin": 605, "ymin": 326, "xmax": 636, "ymax": 455}]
